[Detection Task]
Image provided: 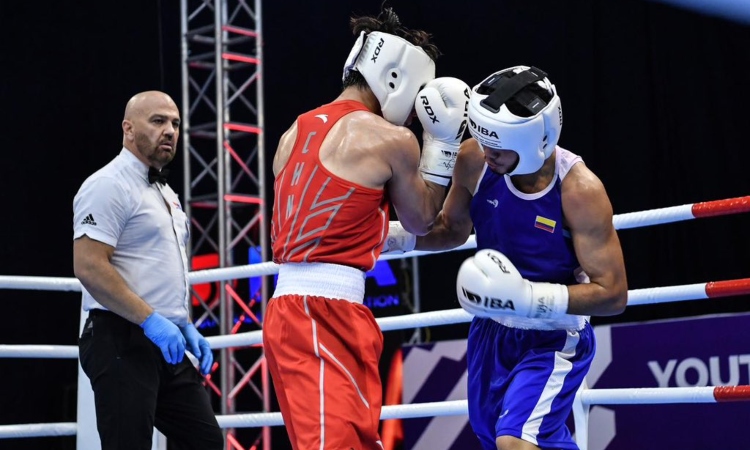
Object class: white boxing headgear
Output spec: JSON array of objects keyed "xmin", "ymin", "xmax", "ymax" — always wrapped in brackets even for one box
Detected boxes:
[
  {"xmin": 342, "ymin": 31, "xmax": 435, "ymax": 126},
  {"xmin": 468, "ymin": 66, "xmax": 563, "ymax": 175}
]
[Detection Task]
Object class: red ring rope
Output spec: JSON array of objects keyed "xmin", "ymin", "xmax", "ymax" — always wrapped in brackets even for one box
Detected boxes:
[
  {"xmin": 713, "ymin": 386, "xmax": 750, "ymax": 402},
  {"xmin": 704, "ymin": 279, "xmax": 750, "ymax": 298},
  {"xmin": 691, "ymin": 196, "xmax": 750, "ymax": 218}
]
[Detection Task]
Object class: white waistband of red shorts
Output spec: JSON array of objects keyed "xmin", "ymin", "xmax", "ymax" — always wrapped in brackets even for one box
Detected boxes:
[{"xmin": 273, "ymin": 262, "xmax": 366, "ymax": 304}]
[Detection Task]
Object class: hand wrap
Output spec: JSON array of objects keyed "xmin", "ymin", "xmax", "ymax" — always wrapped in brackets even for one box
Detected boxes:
[{"xmin": 382, "ymin": 221, "xmax": 416, "ymax": 254}]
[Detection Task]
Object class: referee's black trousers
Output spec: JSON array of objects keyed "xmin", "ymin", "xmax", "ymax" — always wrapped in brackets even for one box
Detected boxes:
[{"xmin": 79, "ymin": 309, "xmax": 224, "ymax": 450}]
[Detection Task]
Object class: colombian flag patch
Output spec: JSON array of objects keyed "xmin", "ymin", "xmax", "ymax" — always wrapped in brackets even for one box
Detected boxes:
[{"xmin": 534, "ymin": 215, "xmax": 556, "ymax": 233}]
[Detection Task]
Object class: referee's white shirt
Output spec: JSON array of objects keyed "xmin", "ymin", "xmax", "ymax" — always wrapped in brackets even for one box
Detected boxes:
[{"xmin": 73, "ymin": 148, "xmax": 191, "ymax": 326}]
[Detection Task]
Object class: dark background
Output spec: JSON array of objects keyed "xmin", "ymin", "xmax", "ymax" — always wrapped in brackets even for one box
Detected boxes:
[{"xmin": 1, "ymin": 1, "xmax": 749, "ymax": 449}]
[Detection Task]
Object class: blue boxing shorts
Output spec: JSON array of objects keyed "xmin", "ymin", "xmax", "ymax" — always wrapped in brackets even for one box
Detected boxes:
[{"xmin": 466, "ymin": 317, "xmax": 595, "ymax": 450}]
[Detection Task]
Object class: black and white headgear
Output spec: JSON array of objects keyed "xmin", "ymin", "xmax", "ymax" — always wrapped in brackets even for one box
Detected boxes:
[{"xmin": 468, "ymin": 66, "xmax": 563, "ymax": 175}]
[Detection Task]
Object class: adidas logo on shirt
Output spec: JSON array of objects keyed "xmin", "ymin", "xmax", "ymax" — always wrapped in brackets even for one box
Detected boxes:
[{"xmin": 81, "ymin": 214, "xmax": 97, "ymax": 226}]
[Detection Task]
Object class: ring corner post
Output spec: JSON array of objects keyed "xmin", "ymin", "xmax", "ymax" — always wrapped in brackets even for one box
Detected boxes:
[{"xmin": 573, "ymin": 380, "xmax": 590, "ymax": 450}]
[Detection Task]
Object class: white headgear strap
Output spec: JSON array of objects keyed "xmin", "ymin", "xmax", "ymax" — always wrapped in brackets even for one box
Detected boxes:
[
  {"xmin": 468, "ymin": 66, "xmax": 562, "ymax": 175},
  {"xmin": 342, "ymin": 31, "xmax": 435, "ymax": 125}
]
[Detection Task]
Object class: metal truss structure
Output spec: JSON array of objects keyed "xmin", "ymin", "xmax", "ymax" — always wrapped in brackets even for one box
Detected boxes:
[{"xmin": 179, "ymin": 0, "xmax": 270, "ymax": 448}]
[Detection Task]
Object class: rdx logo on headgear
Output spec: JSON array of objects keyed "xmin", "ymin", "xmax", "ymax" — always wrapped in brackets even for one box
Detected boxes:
[
  {"xmin": 419, "ymin": 95, "xmax": 440, "ymax": 124},
  {"xmin": 370, "ymin": 37, "xmax": 385, "ymax": 63},
  {"xmin": 461, "ymin": 287, "xmax": 516, "ymax": 311},
  {"xmin": 469, "ymin": 118, "xmax": 499, "ymax": 139}
]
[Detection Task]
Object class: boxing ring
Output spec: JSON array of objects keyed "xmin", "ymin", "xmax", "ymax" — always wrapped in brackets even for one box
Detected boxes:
[{"xmin": 2, "ymin": 195, "xmax": 750, "ymax": 449}]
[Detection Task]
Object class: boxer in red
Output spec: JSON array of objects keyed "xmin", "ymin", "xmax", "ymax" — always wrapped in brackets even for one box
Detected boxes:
[{"xmin": 263, "ymin": 6, "xmax": 470, "ymax": 450}]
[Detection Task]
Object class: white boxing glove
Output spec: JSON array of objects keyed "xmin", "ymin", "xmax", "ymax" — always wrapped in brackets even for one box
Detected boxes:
[
  {"xmin": 456, "ymin": 249, "xmax": 569, "ymax": 319},
  {"xmin": 381, "ymin": 221, "xmax": 416, "ymax": 254},
  {"xmin": 415, "ymin": 77, "xmax": 471, "ymax": 186}
]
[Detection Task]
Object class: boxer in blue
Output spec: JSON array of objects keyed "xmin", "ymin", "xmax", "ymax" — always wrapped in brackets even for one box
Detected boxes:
[{"xmin": 384, "ymin": 66, "xmax": 628, "ymax": 449}]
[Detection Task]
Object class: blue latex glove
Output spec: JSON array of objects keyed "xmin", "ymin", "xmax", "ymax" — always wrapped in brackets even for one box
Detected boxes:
[
  {"xmin": 141, "ymin": 312, "xmax": 186, "ymax": 365},
  {"xmin": 180, "ymin": 323, "xmax": 213, "ymax": 375}
]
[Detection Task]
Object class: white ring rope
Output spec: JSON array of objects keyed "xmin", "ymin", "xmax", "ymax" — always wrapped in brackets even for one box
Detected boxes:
[
  {"xmin": 216, "ymin": 400, "xmax": 470, "ymax": 429},
  {"xmin": 0, "ymin": 345, "xmax": 78, "ymax": 359},
  {"xmin": 3, "ymin": 384, "xmax": 750, "ymax": 438},
  {"xmin": 0, "ymin": 423, "xmax": 78, "ymax": 438},
  {"xmin": 4, "ymin": 276, "xmax": 750, "ymax": 358},
  {"xmin": 580, "ymin": 387, "xmax": 717, "ymax": 405},
  {"xmin": 2, "ymin": 195, "xmax": 748, "ymax": 291},
  {"xmin": 611, "ymin": 204, "xmax": 694, "ymax": 229},
  {"xmin": 0, "ymin": 276, "xmax": 83, "ymax": 292}
]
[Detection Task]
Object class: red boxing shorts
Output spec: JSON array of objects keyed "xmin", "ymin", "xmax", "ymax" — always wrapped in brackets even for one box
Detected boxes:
[{"xmin": 263, "ymin": 294, "xmax": 385, "ymax": 450}]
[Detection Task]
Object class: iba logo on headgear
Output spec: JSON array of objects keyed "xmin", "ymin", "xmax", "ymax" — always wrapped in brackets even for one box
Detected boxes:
[{"xmin": 469, "ymin": 118, "xmax": 499, "ymax": 139}]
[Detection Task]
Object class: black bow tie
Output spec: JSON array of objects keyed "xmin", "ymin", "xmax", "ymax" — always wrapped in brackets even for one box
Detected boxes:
[{"xmin": 148, "ymin": 167, "xmax": 170, "ymax": 185}]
